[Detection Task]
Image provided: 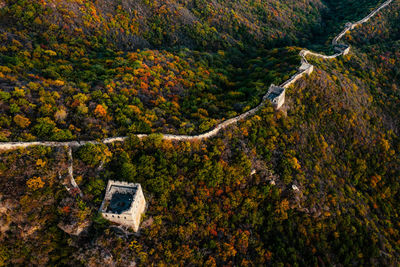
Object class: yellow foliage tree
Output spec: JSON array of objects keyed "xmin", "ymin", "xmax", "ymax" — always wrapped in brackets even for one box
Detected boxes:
[
  {"xmin": 36, "ymin": 159, "xmax": 46, "ymax": 167},
  {"xmin": 13, "ymin": 114, "xmax": 31, "ymax": 128},
  {"xmin": 291, "ymin": 157, "xmax": 301, "ymax": 170},
  {"xmin": 26, "ymin": 176, "xmax": 45, "ymax": 190}
]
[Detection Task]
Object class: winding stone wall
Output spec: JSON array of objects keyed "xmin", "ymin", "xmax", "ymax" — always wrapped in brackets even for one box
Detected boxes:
[{"xmin": 0, "ymin": 0, "xmax": 393, "ymax": 151}]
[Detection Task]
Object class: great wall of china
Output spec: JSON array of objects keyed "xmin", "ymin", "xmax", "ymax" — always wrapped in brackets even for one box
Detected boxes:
[{"xmin": 0, "ymin": 0, "xmax": 393, "ymax": 152}]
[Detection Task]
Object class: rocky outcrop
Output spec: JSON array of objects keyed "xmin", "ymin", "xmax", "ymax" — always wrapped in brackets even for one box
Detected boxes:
[
  {"xmin": 0, "ymin": 197, "xmax": 17, "ymax": 234},
  {"xmin": 57, "ymin": 197, "xmax": 91, "ymax": 236},
  {"xmin": 58, "ymin": 220, "xmax": 90, "ymax": 236}
]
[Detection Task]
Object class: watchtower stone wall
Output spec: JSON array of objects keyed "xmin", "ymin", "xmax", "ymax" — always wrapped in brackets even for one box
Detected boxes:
[
  {"xmin": 267, "ymin": 84, "xmax": 286, "ymax": 109},
  {"xmin": 100, "ymin": 180, "xmax": 146, "ymax": 232}
]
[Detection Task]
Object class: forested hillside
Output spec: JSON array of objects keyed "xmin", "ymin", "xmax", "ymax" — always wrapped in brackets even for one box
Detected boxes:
[
  {"xmin": 1, "ymin": 0, "xmax": 327, "ymax": 50},
  {"xmin": 0, "ymin": 0, "xmax": 392, "ymax": 141},
  {"xmin": 0, "ymin": 0, "xmax": 399, "ymax": 266},
  {"xmin": 0, "ymin": 45, "xmax": 300, "ymax": 140},
  {"xmin": 308, "ymin": 0, "xmax": 387, "ymax": 48}
]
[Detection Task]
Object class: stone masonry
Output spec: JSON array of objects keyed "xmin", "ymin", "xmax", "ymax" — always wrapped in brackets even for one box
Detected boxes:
[
  {"xmin": 100, "ymin": 180, "xmax": 146, "ymax": 232},
  {"xmin": 266, "ymin": 84, "xmax": 286, "ymax": 109}
]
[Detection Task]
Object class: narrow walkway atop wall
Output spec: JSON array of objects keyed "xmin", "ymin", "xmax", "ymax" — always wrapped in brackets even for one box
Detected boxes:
[{"xmin": 0, "ymin": 0, "xmax": 393, "ymax": 151}]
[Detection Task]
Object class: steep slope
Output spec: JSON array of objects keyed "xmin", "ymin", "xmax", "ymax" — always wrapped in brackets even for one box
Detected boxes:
[
  {"xmin": 0, "ymin": 0, "xmax": 390, "ymax": 142},
  {"xmin": 309, "ymin": 0, "xmax": 388, "ymax": 47},
  {"xmin": 0, "ymin": 0, "xmax": 389, "ymax": 51},
  {"xmin": 0, "ymin": 0, "xmax": 327, "ymax": 50},
  {"xmin": 0, "ymin": 46, "xmax": 300, "ymax": 141}
]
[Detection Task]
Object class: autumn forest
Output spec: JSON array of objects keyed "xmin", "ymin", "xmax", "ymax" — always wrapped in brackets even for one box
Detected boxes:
[{"xmin": 0, "ymin": 0, "xmax": 399, "ymax": 266}]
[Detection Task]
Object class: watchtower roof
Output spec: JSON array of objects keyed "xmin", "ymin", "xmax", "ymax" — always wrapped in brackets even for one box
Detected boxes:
[
  {"xmin": 267, "ymin": 84, "xmax": 285, "ymax": 100},
  {"xmin": 100, "ymin": 180, "xmax": 141, "ymax": 214},
  {"xmin": 107, "ymin": 192, "xmax": 134, "ymax": 214},
  {"xmin": 267, "ymin": 91, "xmax": 282, "ymax": 100}
]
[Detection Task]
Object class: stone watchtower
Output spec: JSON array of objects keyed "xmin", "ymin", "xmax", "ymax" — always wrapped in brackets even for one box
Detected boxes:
[
  {"xmin": 266, "ymin": 84, "xmax": 286, "ymax": 109},
  {"xmin": 100, "ymin": 180, "xmax": 146, "ymax": 232}
]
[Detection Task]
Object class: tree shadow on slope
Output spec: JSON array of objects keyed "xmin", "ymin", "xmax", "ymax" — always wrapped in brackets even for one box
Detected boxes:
[{"xmin": 307, "ymin": 0, "xmax": 387, "ymax": 52}]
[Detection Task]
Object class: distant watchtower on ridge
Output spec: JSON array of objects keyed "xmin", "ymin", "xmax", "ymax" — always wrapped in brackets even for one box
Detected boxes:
[
  {"xmin": 100, "ymin": 180, "xmax": 146, "ymax": 232},
  {"xmin": 266, "ymin": 84, "xmax": 286, "ymax": 109}
]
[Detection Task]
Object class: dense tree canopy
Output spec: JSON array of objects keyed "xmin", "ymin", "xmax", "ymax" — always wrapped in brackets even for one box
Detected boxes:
[{"xmin": 0, "ymin": 0, "xmax": 399, "ymax": 266}]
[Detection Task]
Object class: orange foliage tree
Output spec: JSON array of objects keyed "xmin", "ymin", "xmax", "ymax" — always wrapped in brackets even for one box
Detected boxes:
[{"xmin": 13, "ymin": 114, "xmax": 31, "ymax": 128}]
